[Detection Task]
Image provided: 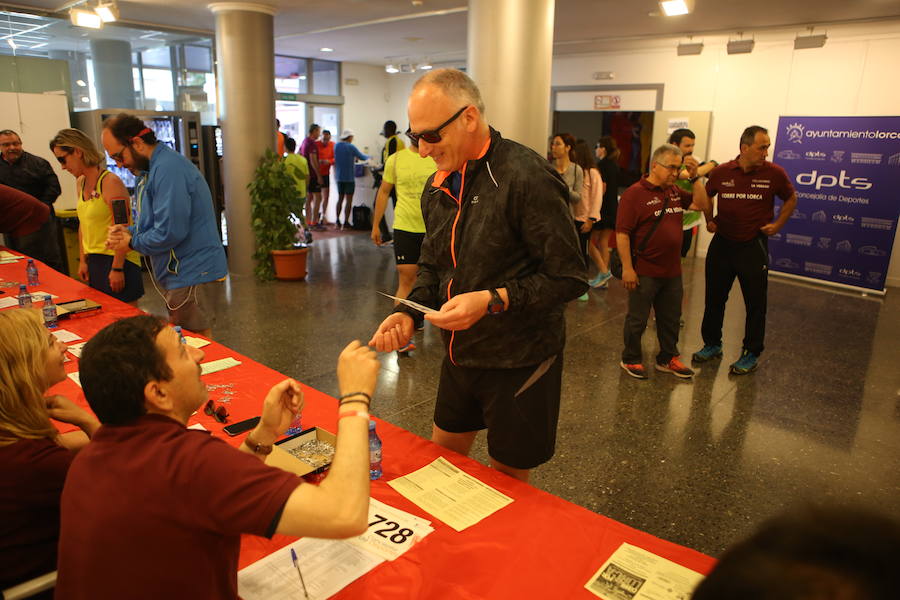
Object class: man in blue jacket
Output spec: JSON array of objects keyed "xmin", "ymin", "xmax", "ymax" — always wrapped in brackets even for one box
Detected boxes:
[{"xmin": 103, "ymin": 113, "xmax": 227, "ymax": 338}]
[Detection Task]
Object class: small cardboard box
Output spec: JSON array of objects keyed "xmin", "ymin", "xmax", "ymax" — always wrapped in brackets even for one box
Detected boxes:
[{"xmin": 266, "ymin": 427, "xmax": 336, "ymax": 480}]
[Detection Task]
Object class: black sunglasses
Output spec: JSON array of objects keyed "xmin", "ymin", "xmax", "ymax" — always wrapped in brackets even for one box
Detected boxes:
[
  {"xmin": 204, "ymin": 399, "xmax": 229, "ymax": 423},
  {"xmin": 55, "ymin": 147, "xmax": 73, "ymax": 165},
  {"xmin": 406, "ymin": 105, "xmax": 468, "ymax": 145}
]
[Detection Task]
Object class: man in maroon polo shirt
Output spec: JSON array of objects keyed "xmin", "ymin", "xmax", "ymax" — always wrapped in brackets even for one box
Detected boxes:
[
  {"xmin": 0, "ymin": 183, "xmax": 49, "ymax": 236},
  {"xmin": 616, "ymin": 144, "xmax": 709, "ymax": 380},
  {"xmin": 56, "ymin": 315, "xmax": 378, "ymax": 600},
  {"xmin": 692, "ymin": 125, "xmax": 797, "ymax": 375}
]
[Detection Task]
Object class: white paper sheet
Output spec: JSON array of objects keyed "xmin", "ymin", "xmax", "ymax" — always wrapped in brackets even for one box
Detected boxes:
[
  {"xmin": 584, "ymin": 543, "xmax": 704, "ymax": 600},
  {"xmin": 67, "ymin": 372, "xmax": 81, "ymax": 387},
  {"xmin": 387, "ymin": 456, "xmax": 514, "ymax": 532},
  {"xmin": 238, "ymin": 537, "xmax": 384, "ymax": 600},
  {"xmin": 378, "ymin": 291, "xmax": 437, "ymax": 314},
  {"xmin": 67, "ymin": 342, "xmax": 87, "ymax": 358},
  {"xmin": 52, "ymin": 329, "xmax": 82, "ymax": 343},
  {"xmin": 185, "ymin": 336, "xmax": 211, "ymax": 348},
  {"xmin": 200, "ymin": 357, "xmax": 242, "ymax": 375}
]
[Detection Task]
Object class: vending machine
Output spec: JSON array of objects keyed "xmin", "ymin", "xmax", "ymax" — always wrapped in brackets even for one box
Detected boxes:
[{"xmin": 72, "ymin": 109, "xmax": 205, "ymax": 193}]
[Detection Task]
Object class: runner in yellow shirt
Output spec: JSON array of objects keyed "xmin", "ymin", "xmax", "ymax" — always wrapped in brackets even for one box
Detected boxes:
[{"xmin": 371, "ymin": 138, "xmax": 436, "ymax": 353}]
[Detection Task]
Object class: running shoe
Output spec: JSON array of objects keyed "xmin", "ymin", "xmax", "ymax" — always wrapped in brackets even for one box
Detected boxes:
[
  {"xmin": 729, "ymin": 350, "xmax": 759, "ymax": 375},
  {"xmin": 619, "ymin": 361, "xmax": 647, "ymax": 379},
  {"xmin": 691, "ymin": 344, "xmax": 723, "ymax": 363},
  {"xmin": 655, "ymin": 356, "xmax": 695, "ymax": 379},
  {"xmin": 589, "ymin": 271, "xmax": 612, "ymax": 288}
]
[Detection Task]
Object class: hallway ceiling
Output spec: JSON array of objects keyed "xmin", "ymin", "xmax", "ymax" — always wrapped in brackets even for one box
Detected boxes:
[{"xmin": 4, "ymin": 0, "xmax": 900, "ymax": 64}]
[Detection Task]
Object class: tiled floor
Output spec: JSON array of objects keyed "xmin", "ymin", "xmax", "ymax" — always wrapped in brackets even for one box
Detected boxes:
[{"xmin": 138, "ymin": 229, "xmax": 900, "ymax": 557}]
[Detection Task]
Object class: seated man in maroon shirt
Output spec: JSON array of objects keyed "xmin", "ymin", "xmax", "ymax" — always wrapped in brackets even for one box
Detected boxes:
[
  {"xmin": 616, "ymin": 144, "xmax": 709, "ymax": 380},
  {"xmin": 56, "ymin": 315, "xmax": 378, "ymax": 600},
  {"xmin": 692, "ymin": 126, "xmax": 797, "ymax": 375},
  {"xmin": 0, "ymin": 183, "xmax": 49, "ymax": 237}
]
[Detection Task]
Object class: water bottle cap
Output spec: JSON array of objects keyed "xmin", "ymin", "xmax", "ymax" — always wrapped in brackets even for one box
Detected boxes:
[
  {"xmin": 19, "ymin": 284, "xmax": 26, "ymax": 290},
  {"xmin": 45, "ymin": 295, "xmax": 52, "ymax": 301},
  {"xmin": 368, "ymin": 420, "xmax": 376, "ymax": 430}
]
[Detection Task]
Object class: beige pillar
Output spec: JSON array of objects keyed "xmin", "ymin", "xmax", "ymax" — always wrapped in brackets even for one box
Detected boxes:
[
  {"xmin": 209, "ymin": 2, "xmax": 277, "ymax": 276},
  {"xmin": 467, "ymin": 0, "xmax": 555, "ymax": 155}
]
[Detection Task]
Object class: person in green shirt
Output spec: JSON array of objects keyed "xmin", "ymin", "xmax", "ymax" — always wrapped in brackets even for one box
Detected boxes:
[
  {"xmin": 283, "ymin": 137, "xmax": 309, "ymax": 231},
  {"xmin": 371, "ymin": 137, "xmax": 436, "ymax": 353},
  {"xmin": 668, "ymin": 128, "xmax": 718, "ymax": 257}
]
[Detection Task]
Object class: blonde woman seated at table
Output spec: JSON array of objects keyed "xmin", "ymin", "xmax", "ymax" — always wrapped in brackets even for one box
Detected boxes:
[
  {"xmin": 49, "ymin": 128, "xmax": 144, "ymax": 304},
  {"xmin": 55, "ymin": 315, "xmax": 379, "ymax": 600},
  {"xmin": 0, "ymin": 310, "xmax": 101, "ymax": 595}
]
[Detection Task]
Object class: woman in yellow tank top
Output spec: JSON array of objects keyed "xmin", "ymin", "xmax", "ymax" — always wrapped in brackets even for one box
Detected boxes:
[{"xmin": 49, "ymin": 129, "xmax": 144, "ymax": 303}]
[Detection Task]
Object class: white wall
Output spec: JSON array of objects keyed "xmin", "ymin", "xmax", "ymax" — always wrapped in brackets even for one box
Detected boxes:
[{"xmin": 552, "ymin": 20, "xmax": 900, "ymax": 287}]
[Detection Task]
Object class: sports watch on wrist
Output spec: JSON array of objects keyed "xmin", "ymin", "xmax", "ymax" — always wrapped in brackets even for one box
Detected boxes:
[{"xmin": 487, "ymin": 288, "xmax": 505, "ymax": 315}]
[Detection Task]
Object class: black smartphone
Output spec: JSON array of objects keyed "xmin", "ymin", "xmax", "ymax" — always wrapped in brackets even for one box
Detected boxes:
[
  {"xmin": 223, "ymin": 416, "xmax": 261, "ymax": 436},
  {"xmin": 111, "ymin": 198, "xmax": 129, "ymax": 225}
]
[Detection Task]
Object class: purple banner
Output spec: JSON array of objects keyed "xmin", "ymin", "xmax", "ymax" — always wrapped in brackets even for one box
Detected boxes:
[{"xmin": 770, "ymin": 116, "xmax": 900, "ymax": 292}]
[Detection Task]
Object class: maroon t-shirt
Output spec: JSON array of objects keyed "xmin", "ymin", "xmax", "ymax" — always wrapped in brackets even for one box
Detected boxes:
[
  {"xmin": 56, "ymin": 415, "xmax": 301, "ymax": 600},
  {"xmin": 0, "ymin": 435, "xmax": 71, "ymax": 590},
  {"xmin": 616, "ymin": 177, "xmax": 693, "ymax": 278},
  {"xmin": 0, "ymin": 183, "xmax": 50, "ymax": 236},
  {"xmin": 706, "ymin": 158, "xmax": 795, "ymax": 242}
]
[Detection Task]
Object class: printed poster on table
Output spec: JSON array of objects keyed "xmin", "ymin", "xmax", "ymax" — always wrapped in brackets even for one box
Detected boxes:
[{"xmin": 770, "ymin": 116, "xmax": 900, "ymax": 293}]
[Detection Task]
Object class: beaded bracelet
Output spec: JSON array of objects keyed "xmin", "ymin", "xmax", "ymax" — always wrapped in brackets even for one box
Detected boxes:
[
  {"xmin": 339, "ymin": 410, "xmax": 370, "ymax": 420},
  {"xmin": 338, "ymin": 392, "xmax": 372, "ymax": 406}
]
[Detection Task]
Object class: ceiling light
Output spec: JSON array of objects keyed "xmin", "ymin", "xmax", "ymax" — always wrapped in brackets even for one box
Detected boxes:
[
  {"xmin": 76, "ymin": 79, "xmax": 87, "ymax": 86},
  {"xmin": 30, "ymin": 42, "xmax": 48, "ymax": 49},
  {"xmin": 94, "ymin": 1, "xmax": 119, "ymax": 23},
  {"xmin": 727, "ymin": 38, "xmax": 755, "ymax": 54},
  {"xmin": 8, "ymin": 39, "xmax": 17, "ymax": 50},
  {"xmin": 319, "ymin": 47, "xmax": 333, "ymax": 52},
  {"xmin": 419, "ymin": 62, "xmax": 433, "ymax": 70},
  {"xmin": 677, "ymin": 42, "xmax": 703, "ymax": 56},
  {"xmin": 794, "ymin": 33, "xmax": 827, "ymax": 50},
  {"xmin": 71, "ymin": 8, "xmax": 103, "ymax": 29},
  {"xmin": 659, "ymin": 0, "xmax": 693, "ymax": 17},
  {"xmin": 385, "ymin": 64, "xmax": 399, "ymax": 74},
  {"xmin": 80, "ymin": 96, "xmax": 90, "ymax": 103},
  {"xmin": 299, "ymin": 75, "xmax": 306, "ymax": 80}
]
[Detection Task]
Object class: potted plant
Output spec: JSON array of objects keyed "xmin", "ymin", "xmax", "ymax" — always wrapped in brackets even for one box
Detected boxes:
[{"xmin": 248, "ymin": 149, "xmax": 308, "ymax": 281}]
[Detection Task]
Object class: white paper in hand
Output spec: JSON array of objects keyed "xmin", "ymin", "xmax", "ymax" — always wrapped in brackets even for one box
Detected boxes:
[{"xmin": 378, "ymin": 292, "xmax": 436, "ymax": 314}]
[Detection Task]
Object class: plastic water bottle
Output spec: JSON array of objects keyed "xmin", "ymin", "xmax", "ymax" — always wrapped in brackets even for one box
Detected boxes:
[
  {"xmin": 42, "ymin": 295, "xmax": 58, "ymax": 329},
  {"xmin": 368, "ymin": 420, "xmax": 383, "ymax": 480},
  {"xmin": 26, "ymin": 259, "xmax": 39, "ymax": 286},
  {"xmin": 285, "ymin": 412, "xmax": 303, "ymax": 436},
  {"xmin": 17, "ymin": 285, "xmax": 32, "ymax": 309}
]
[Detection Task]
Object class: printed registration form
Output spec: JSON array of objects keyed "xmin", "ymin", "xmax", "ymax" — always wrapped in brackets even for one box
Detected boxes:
[{"xmin": 388, "ymin": 456, "xmax": 513, "ymax": 532}]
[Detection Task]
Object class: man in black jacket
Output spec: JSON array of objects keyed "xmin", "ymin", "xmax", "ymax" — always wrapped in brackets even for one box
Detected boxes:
[
  {"xmin": 0, "ymin": 129, "xmax": 64, "ymax": 272},
  {"xmin": 369, "ymin": 69, "xmax": 587, "ymax": 482}
]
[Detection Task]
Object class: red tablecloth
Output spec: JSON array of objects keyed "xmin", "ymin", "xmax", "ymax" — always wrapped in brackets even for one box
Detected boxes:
[{"xmin": 1, "ymin": 253, "xmax": 716, "ymax": 598}]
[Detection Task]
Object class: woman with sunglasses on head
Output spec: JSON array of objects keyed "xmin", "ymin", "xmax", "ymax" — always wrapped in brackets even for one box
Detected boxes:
[
  {"xmin": 49, "ymin": 129, "xmax": 144, "ymax": 304},
  {"xmin": 590, "ymin": 136, "xmax": 621, "ymax": 288},
  {"xmin": 0, "ymin": 310, "xmax": 100, "ymax": 595}
]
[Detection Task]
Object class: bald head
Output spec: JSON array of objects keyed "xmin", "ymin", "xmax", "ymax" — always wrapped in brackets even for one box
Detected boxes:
[
  {"xmin": 412, "ymin": 68, "xmax": 485, "ymax": 115},
  {"xmin": 407, "ymin": 69, "xmax": 490, "ymax": 172}
]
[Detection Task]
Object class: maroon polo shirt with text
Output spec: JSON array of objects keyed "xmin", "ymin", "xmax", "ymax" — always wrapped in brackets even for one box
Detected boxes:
[
  {"xmin": 706, "ymin": 158, "xmax": 795, "ymax": 242},
  {"xmin": 56, "ymin": 414, "xmax": 302, "ymax": 600},
  {"xmin": 616, "ymin": 177, "xmax": 693, "ymax": 278}
]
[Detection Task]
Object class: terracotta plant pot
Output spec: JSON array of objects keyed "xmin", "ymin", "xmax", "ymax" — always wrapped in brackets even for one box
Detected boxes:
[{"xmin": 271, "ymin": 248, "xmax": 309, "ymax": 281}]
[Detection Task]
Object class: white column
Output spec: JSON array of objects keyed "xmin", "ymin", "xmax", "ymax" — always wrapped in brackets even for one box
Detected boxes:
[
  {"xmin": 208, "ymin": 2, "xmax": 277, "ymax": 276},
  {"xmin": 467, "ymin": 0, "xmax": 555, "ymax": 155}
]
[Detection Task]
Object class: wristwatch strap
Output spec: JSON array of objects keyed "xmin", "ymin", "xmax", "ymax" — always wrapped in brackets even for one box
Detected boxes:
[{"xmin": 244, "ymin": 434, "xmax": 273, "ymax": 455}]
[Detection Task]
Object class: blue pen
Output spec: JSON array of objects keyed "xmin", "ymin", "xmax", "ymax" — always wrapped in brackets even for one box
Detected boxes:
[{"xmin": 290, "ymin": 547, "xmax": 310, "ymax": 599}]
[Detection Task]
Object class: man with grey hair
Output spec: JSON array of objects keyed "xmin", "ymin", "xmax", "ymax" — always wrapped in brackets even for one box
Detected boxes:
[
  {"xmin": 369, "ymin": 68, "xmax": 587, "ymax": 483},
  {"xmin": 0, "ymin": 129, "xmax": 65, "ymax": 272},
  {"xmin": 616, "ymin": 143, "xmax": 709, "ymax": 379}
]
